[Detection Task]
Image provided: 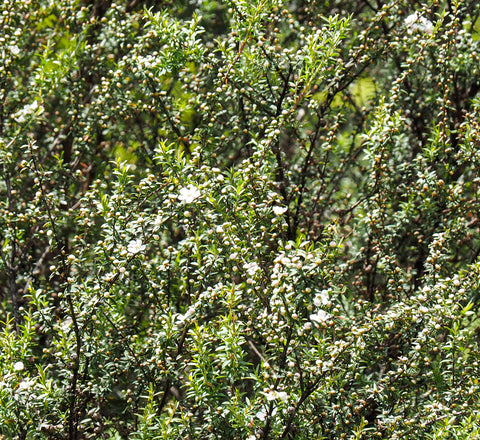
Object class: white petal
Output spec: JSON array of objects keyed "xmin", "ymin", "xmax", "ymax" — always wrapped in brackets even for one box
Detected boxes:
[
  {"xmin": 13, "ymin": 361, "xmax": 24, "ymax": 371},
  {"xmin": 272, "ymin": 206, "xmax": 287, "ymax": 215}
]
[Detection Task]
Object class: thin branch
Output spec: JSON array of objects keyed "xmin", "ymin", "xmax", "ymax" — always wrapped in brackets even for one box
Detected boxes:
[{"xmin": 3, "ymin": 166, "xmax": 21, "ymax": 334}]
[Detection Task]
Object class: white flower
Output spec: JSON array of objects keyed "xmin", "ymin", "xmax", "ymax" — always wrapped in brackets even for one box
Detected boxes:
[
  {"xmin": 13, "ymin": 361, "xmax": 24, "ymax": 371},
  {"xmin": 176, "ymin": 307, "xmax": 195, "ymax": 327},
  {"xmin": 256, "ymin": 406, "xmax": 277, "ymax": 421},
  {"xmin": 404, "ymin": 12, "xmax": 419, "ymax": 26},
  {"xmin": 310, "ymin": 309, "xmax": 332, "ymax": 323},
  {"xmin": 127, "ymin": 239, "xmax": 145, "ymax": 254},
  {"xmin": 17, "ymin": 378, "xmax": 35, "ymax": 391},
  {"xmin": 178, "ymin": 184, "xmax": 201, "ymax": 203},
  {"xmin": 103, "ymin": 272, "xmax": 115, "ymax": 282},
  {"xmin": 266, "ymin": 390, "xmax": 289, "ymax": 402},
  {"xmin": 272, "ymin": 205, "xmax": 287, "ymax": 216},
  {"xmin": 405, "ymin": 12, "xmax": 433, "ymax": 34},
  {"xmin": 14, "ymin": 100, "xmax": 44, "ymax": 123},
  {"xmin": 256, "ymin": 408, "xmax": 267, "ymax": 421},
  {"xmin": 313, "ymin": 290, "xmax": 329, "ymax": 307},
  {"xmin": 137, "ymin": 54, "xmax": 158, "ymax": 69},
  {"xmin": 61, "ymin": 317, "xmax": 73, "ymax": 332},
  {"xmin": 10, "ymin": 45, "xmax": 20, "ymax": 56},
  {"xmin": 244, "ymin": 262, "xmax": 260, "ymax": 276}
]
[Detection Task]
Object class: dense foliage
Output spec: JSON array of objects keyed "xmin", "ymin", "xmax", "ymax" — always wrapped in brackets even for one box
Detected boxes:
[{"xmin": 2, "ymin": 0, "xmax": 480, "ymax": 438}]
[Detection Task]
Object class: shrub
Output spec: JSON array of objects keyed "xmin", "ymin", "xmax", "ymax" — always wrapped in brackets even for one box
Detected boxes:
[{"xmin": 1, "ymin": 0, "xmax": 480, "ymax": 439}]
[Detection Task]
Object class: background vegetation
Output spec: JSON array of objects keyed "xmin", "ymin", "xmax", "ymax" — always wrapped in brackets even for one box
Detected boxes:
[{"xmin": 2, "ymin": 0, "xmax": 480, "ymax": 438}]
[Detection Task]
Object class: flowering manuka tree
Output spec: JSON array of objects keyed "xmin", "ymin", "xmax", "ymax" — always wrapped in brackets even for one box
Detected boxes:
[{"xmin": 1, "ymin": 0, "xmax": 480, "ymax": 439}]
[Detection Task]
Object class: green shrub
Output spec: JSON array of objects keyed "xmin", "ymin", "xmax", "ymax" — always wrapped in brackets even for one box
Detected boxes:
[{"xmin": 1, "ymin": 0, "xmax": 480, "ymax": 438}]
